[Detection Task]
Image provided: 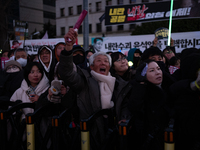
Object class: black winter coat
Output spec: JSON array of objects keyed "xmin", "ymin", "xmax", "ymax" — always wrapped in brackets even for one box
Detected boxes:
[
  {"xmin": 170, "ymin": 79, "xmax": 200, "ymax": 150},
  {"xmin": 0, "ymin": 70, "xmax": 24, "ymax": 100},
  {"xmin": 128, "ymin": 80, "xmax": 170, "ymax": 150}
]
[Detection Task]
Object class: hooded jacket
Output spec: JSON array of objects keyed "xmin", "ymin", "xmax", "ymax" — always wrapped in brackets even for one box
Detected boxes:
[{"xmin": 38, "ymin": 45, "xmax": 56, "ymax": 82}]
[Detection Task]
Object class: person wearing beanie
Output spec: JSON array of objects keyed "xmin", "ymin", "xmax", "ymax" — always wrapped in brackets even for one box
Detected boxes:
[
  {"xmin": 38, "ymin": 45, "xmax": 56, "ymax": 83},
  {"xmin": 141, "ymin": 46, "xmax": 167, "ymax": 73},
  {"xmin": 110, "ymin": 52, "xmax": 135, "ymax": 81},
  {"xmin": 0, "ymin": 60, "xmax": 24, "ymax": 103},
  {"xmin": 4, "ymin": 60, "xmax": 22, "ymax": 72},
  {"xmin": 141, "ymin": 47, "xmax": 163, "ymax": 62},
  {"xmin": 128, "ymin": 60, "xmax": 170, "ymax": 150},
  {"xmin": 72, "ymin": 45, "xmax": 87, "ymax": 69}
]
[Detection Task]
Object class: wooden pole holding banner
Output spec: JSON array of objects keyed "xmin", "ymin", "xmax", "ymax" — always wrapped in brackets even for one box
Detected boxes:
[{"xmin": 168, "ymin": 0, "xmax": 174, "ymax": 46}]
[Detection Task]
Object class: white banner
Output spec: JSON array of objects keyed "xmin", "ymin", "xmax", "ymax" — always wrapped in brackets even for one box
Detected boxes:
[
  {"xmin": 11, "ymin": 31, "xmax": 200, "ymax": 55},
  {"xmin": 10, "ymin": 38, "xmax": 65, "ymax": 55},
  {"xmin": 94, "ymin": 31, "xmax": 200, "ymax": 54}
]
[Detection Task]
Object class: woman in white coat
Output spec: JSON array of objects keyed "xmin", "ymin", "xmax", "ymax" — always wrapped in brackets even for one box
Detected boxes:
[{"xmin": 10, "ymin": 62, "xmax": 50, "ymax": 118}]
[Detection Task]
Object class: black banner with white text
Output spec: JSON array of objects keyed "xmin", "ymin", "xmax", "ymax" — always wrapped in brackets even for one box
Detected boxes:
[{"xmin": 105, "ymin": 0, "xmax": 200, "ymax": 25}]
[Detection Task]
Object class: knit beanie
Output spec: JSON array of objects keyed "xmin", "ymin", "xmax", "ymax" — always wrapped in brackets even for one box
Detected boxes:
[
  {"xmin": 141, "ymin": 47, "xmax": 163, "ymax": 61},
  {"xmin": 134, "ymin": 49, "xmax": 143, "ymax": 56},
  {"xmin": 72, "ymin": 45, "xmax": 86, "ymax": 60},
  {"xmin": 4, "ymin": 60, "xmax": 22, "ymax": 71}
]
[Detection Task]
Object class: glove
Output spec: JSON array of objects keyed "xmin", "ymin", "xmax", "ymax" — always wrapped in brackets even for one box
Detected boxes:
[
  {"xmin": 190, "ymin": 70, "xmax": 200, "ymax": 91},
  {"xmin": 49, "ymin": 80, "xmax": 63, "ymax": 103},
  {"xmin": 135, "ymin": 62, "xmax": 148, "ymax": 82},
  {"xmin": 50, "ymin": 80, "xmax": 63, "ymax": 95}
]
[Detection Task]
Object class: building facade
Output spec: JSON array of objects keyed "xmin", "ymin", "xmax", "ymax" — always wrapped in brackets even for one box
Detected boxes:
[
  {"xmin": 15, "ymin": 0, "xmax": 56, "ymax": 39},
  {"xmin": 56, "ymin": 0, "xmax": 167, "ymax": 45}
]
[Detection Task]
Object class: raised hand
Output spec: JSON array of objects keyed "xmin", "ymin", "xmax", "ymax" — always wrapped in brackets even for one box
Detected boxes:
[{"xmin": 64, "ymin": 28, "xmax": 78, "ymax": 51}]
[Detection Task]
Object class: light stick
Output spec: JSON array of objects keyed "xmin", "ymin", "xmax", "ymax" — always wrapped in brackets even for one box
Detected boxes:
[{"xmin": 168, "ymin": 0, "xmax": 174, "ymax": 46}]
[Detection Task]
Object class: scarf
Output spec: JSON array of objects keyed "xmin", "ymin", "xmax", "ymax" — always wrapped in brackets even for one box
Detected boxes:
[{"xmin": 90, "ymin": 70, "xmax": 116, "ymax": 109}]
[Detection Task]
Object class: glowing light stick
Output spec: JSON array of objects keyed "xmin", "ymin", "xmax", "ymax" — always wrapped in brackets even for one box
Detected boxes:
[{"xmin": 168, "ymin": 0, "xmax": 174, "ymax": 46}]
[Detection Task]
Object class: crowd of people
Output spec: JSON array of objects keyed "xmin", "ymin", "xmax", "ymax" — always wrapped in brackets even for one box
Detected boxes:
[{"xmin": 0, "ymin": 28, "xmax": 200, "ymax": 150}]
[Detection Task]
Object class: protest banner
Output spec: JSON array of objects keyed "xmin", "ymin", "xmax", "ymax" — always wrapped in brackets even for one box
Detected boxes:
[
  {"xmin": 10, "ymin": 38, "xmax": 65, "ymax": 55},
  {"xmin": 91, "ymin": 31, "xmax": 200, "ymax": 54},
  {"xmin": 105, "ymin": 1, "xmax": 200, "ymax": 26},
  {"xmin": 11, "ymin": 31, "xmax": 200, "ymax": 55}
]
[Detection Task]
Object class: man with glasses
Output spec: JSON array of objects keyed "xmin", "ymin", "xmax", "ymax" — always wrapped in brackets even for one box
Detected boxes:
[{"xmin": 163, "ymin": 48, "xmax": 175, "ymax": 61}]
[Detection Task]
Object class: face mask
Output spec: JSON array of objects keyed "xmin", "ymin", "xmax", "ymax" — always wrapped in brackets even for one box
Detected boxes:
[
  {"xmin": 133, "ymin": 57, "xmax": 141, "ymax": 69},
  {"xmin": 16, "ymin": 58, "xmax": 27, "ymax": 67},
  {"xmin": 9, "ymin": 56, "xmax": 15, "ymax": 60},
  {"xmin": 133, "ymin": 57, "xmax": 140, "ymax": 64},
  {"xmin": 33, "ymin": 59, "xmax": 39, "ymax": 62},
  {"xmin": 73, "ymin": 54, "xmax": 85, "ymax": 65}
]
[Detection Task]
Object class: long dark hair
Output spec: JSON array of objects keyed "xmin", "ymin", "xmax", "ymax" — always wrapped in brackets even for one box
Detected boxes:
[{"xmin": 24, "ymin": 62, "xmax": 44, "ymax": 86}]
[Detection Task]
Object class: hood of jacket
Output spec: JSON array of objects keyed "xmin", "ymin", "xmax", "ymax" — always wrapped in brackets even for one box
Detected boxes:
[{"xmin": 38, "ymin": 45, "xmax": 53, "ymax": 73}]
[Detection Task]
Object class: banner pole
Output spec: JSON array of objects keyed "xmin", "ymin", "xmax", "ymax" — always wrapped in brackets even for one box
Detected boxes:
[{"xmin": 168, "ymin": 0, "xmax": 174, "ymax": 46}]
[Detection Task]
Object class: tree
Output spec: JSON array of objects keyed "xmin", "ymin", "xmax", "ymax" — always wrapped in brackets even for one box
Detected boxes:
[{"xmin": 39, "ymin": 20, "xmax": 56, "ymax": 39}]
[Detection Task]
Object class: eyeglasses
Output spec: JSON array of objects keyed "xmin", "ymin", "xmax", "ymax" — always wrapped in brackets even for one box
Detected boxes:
[
  {"xmin": 164, "ymin": 50, "xmax": 173, "ymax": 54},
  {"xmin": 116, "ymin": 57, "xmax": 127, "ymax": 62},
  {"xmin": 40, "ymin": 51, "xmax": 50, "ymax": 55}
]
